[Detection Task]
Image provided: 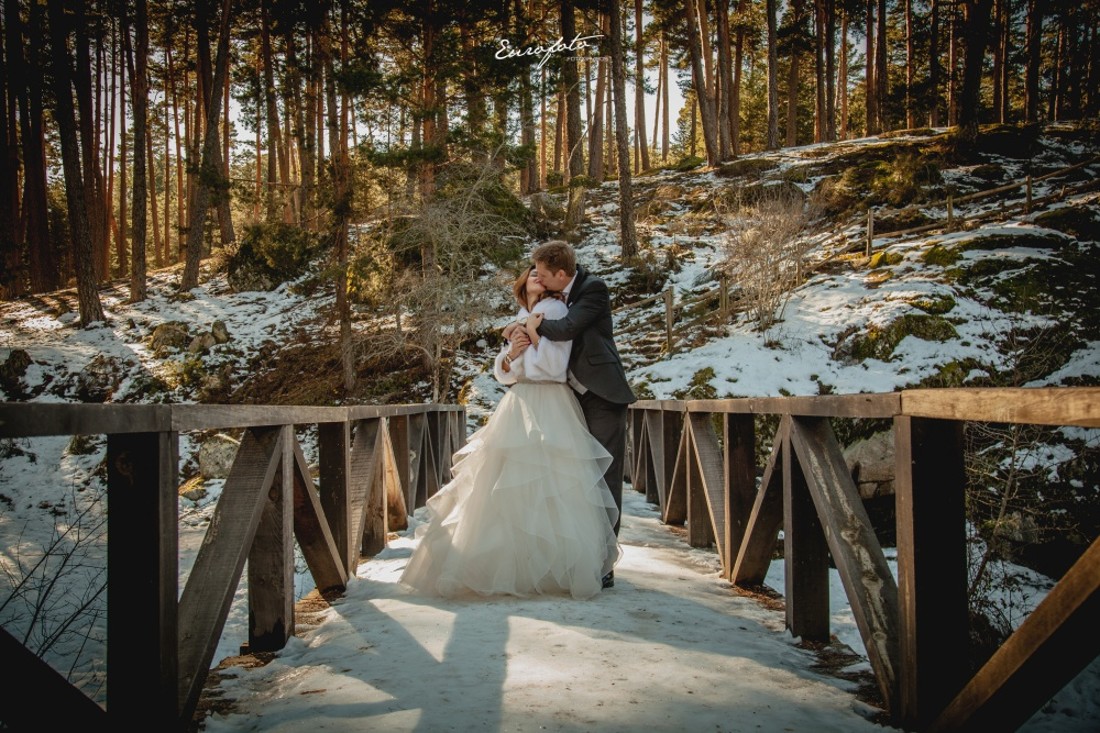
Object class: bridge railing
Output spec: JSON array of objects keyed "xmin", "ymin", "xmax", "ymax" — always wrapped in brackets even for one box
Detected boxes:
[
  {"xmin": 628, "ymin": 387, "xmax": 1100, "ymax": 732},
  {"xmin": 0, "ymin": 402, "xmax": 465, "ymax": 730}
]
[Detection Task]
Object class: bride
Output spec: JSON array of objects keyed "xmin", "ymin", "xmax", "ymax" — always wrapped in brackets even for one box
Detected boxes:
[{"xmin": 400, "ymin": 265, "xmax": 620, "ymax": 600}]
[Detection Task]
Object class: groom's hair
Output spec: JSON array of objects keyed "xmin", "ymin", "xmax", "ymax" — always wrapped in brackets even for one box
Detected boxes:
[{"xmin": 532, "ymin": 240, "xmax": 577, "ymax": 276}]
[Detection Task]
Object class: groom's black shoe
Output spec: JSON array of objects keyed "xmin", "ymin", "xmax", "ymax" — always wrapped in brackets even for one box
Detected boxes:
[{"xmin": 602, "ymin": 571, "xmax": 614, "ymax": 589}]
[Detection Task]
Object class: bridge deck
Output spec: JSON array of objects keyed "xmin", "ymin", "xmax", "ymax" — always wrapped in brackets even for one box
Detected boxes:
[{"xmin": 192, "ymin": 488, "xmax": 897, "ymax": 733}]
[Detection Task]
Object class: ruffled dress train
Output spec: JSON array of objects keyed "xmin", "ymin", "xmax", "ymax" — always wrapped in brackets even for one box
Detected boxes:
[{"xmin": 400, "ymin": 382, "xmax": 620, "ymax": 600}]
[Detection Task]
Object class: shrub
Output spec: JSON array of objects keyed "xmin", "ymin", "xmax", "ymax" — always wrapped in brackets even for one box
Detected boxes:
[{"xmin": 227, "ymin": 223, "xmax": 322, "ymax": 292}]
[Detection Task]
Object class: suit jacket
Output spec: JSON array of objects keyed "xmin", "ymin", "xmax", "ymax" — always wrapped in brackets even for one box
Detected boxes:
[{"xmin": 537, "ymin": 266, "xmax": 636, "ymax": 405}]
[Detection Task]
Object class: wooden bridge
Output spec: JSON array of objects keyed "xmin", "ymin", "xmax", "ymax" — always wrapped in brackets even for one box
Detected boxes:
[{"xmin": 0, "ymin": 386, "xmax": 1097, "ymax": 731}]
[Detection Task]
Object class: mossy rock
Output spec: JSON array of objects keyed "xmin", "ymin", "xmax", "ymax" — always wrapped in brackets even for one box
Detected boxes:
[
  {"xmin": 917, "ymin": 357, "xmax": 991, "ymax": 388},
  {"xmin": 874, "ymin": 207, "xmax": 934, "ymax": 234},
  {"xmin": 868, "ymin": 250, "xmax": 905, "ymax": 269},
  {"xmin": 959, "ymin": 231, "xmax": 1070, "ymax": 252},
  {"xmin": 911, "ymin": 294, "xmax": 957, "ymax": 315},
  {"xmin": 834, "ymin": 314, "xmax": 958, "ymax": 363},
  {"xmin": 227, "ymin": 223, "xmax": 323, "ymax": 292},
  {"xmin": 672, "ymin": 367, "xmax": 717, "ymax": 400},
  {"xmin": 715, "ymin": 157, "xmax": 778, "ymax": 179},
  {"xmin": 973, "ymin": 123, "xmax": 1041, "ymax": 159},
  {"xmin": 970, "ymin": 163, "xmax": 1007, "ymax": 182},
  {"xmin": 1034, "ymin": 206, "xmax": 1100, "ymax": 241},
  {"xmin": 923, "ymin": 243, "xmax": 962, "ymax": 267},
  {"xmin": 672, "ymin": 155, "xmax": 706, "ymax": 171}
]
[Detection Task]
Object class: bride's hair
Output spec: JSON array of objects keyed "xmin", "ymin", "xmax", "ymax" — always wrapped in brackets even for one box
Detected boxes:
[{"xmin": 512, "ymin": 265, "xmax": 562, "ymax": 310}]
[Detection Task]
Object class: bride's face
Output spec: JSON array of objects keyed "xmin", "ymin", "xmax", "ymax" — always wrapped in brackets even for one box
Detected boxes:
[{"xmin": 526, "ymin": 268, "xmax": 545, "ymax": 299}]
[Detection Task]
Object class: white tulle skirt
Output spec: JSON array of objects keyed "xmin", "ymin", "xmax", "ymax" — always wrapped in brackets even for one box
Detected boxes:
[{"xmin": 400, "ymin": 381, "xmax": 620, "ymax": 600}]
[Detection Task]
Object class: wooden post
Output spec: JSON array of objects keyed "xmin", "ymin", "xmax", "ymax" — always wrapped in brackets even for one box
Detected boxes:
[
  {"xmin": 248, "ymin": 425, "xmax": 295, "ymax": 652},
  {"xmin": 946, "ymin": 193, "xmax": 954, "ymax": 228},
  {"xmin": 719, "ymin": 275, "xmax": 729, "ymax": 322},
  {"xmin": 318, "ymin": 420, "xmax": 354, "ymax": 575},
  {"xmin": 895, "ymin": 416, "xmax": 969, "ymax": 729},
  {"xmin": 107, "ymin": 430, "xmax": 179, "ymax": 728},
  {"xmin": 724, "ymin": 414, "xmax": 756, "ymax": 579},
  {"xmin": 865, "ymin": 209, "xmax": 874, "ymax": 256},
  {"xmin": 664, "ymin": 286, "xmax": 675, "ymax": 354},
  {"xmin": 1025, "ymin": 175, "xmax": 1032, "ymax": 212},
  {"xmin": 783, "ymin": 418, "xmax": 830, "ymax": 643}
]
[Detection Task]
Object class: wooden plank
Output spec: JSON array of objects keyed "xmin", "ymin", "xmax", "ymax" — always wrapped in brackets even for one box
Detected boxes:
[
  {"xmin": 783, "ymin": 420, "xmax": 830, "ymax": 643},
  {"xmin": 0, "ymin": 625, "xmax": 107, "ymax": 727},
  {"xmin": 348, "ymin": 419, "xmax": 382, "ymax": 561},
  {"xmin": 684, "ymin": 418, "xmax": 715, "ymax": 548},
  {"xmin": 248, "ymin": 426, "xmax": 295, "ymax": 653},
  {"xmin": 732, "ymin": 417, "xmax": 788, "ymax": 585},
  {"xmin": 929, "ymin": 537, "xmax": 1100, "ymax": 733},
  {"xmin": 684, "ymin": 393, "xmax": 901, "ymax": 418},
  {"xmin": 901, "ymin": 387, "xmax": 1100, "ymax": 427},
  {"xmin": 643, "ymin": 410, "xmax": 664, "ymax": 505},
  {"xmin": 422, "ymin": 411, "xmax": 441, "ymax": 501},
  {"xmin": 290, "ymin": 432, "xmax": 347, "ymax": 594},
  {"xmin": 169, "ymin": 404, "xmax": 347, "ymax": 432},
  {"xmin": 895, "ymin": 416, "xmax": 969, "ymax": 729},
  {"xmin": 661, "ymin": 409, "xmax": 684, "ymax": 505},
  {"xmin": 630, "ymin": 409, "xmax": 647, "ymax": 494},
  {"xmin": 688, "ymin": 413, "xmax": 724, "ymax": 556},
  {"xmin": 407, "ymin": 413, "xmax": 426, "ymax": 507},
  {"xmin": 361, "ymin": 428, "xmax": 392, "ymax": 557},
  {"xmin": 387, "ymin": 415, "xmax": 413, "ymax": 512},
  {"xmin": 789, "ymin": 416, "xmax": 900, "ymax": 711},
  {"xmin": 177, "ymin": 426, "xmax": 282, "ymax": 722},
  {"xmin": 663, "ymin": 421, "xmax": 689, "ymax": 525},
  {"xmin": 0, "ymin": 402, "xmax": 170, "ymax": 437},
  {"xmin": 105, "ymin": 430, "xmax": 178, "ymax": 728},
  {"xmin": 383, "ymin": 421, "xmax": 409, "ymax": 533},
  {"xmin": 724, "ymin": 415, "xmax": 756, "ymax": 581},
  {"xmin": 318, "ymin": 421, "xmax": 354, "ymax": 575}
]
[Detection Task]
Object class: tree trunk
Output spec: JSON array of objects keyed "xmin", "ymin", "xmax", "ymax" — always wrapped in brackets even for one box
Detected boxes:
[
  {"xmin": 766, "ymin": 0, "xmax": 780, "ymax": 149},
  {"xmin": 1024, "ymin": 0, "xmax": 1043, "ymax": 122},
  {"xmin": 180, "ymin": 0, "xmax": 232, "ymax": 291},
  {"xmin": 287, "ymin": 27, "xmax": 313, "ymax": 224},
  {"xmin": 957, "ymin": 0, "xmax": 994, "ymax": 143},
  {"xmin": 686, "ymin": 0, "xmax": 720, "ymax": 163},
  {"xmin": 930, "ymin": 0, "xmax": 941, "ymax": 126},
  {"xmin": 787, "ymin": 0, "xmax": 805, "ymax": 147},
  {"xmin": 906, "ymin": 0, "xmax": 915, "ymax": 128},
  {"xmin": 127, "ymin": 0, "xmax": 149, "ymax": 301},
  {"xmin": 876, "ymin": 0, "xmax": 888, "ymax": 131},
  {"xmin": 515, "ymin": 0, "xmax": 538, "ymax": 193},
  {"xmin": 865, "ymin": 0, "xmax": 877, "ymax": 134},
  {"xmin": 814, "ymin": 0, "xmax": 825, "ymax": 142},
  {"xmin": 46, "ymin": 0, "xmax": 105, "ymax": 325},
  {"xmin": 260, "ymin": 0, "xmax": 289, "ymax": 221},
  {"xmin": 948, "ymin": 3, "xmax": 958, "ymax": 124},
  {"xmin": 0, "ymin": 0, "xmax": 25, "ymax": 298},
  {"xmin": 839, "ymin": 8, "xmax": 849, "ymax": 138},
  {"xmin": 609, "ymin": 0, "xmax": 637, "ymax": 259},
  {"xmin": 732, "ymin": 1, "xmax": 746, "ymax": 155},
  {"xmin": 634, "ymin": 0, "xmax": 651, "ymax": 170},
  {"xmin": 715, "ymin": 0, "xmax": 734, "ymax": 159},
  {"xmin": 562, "ymin": 0, "xmax": 586, "ymax": 235},
  {"xmin": 588, "ymin": 20, "xmax": 606, "ymax": 182},
  {"xmin": 18, "ymin": 1, "xmax": 56, "ymax": 292},
  {"xmin": 74, "ymin": 4, "xmax": 107, "ymax": 281}
]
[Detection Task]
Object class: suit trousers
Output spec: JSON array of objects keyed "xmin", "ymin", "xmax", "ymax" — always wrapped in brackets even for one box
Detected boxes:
[{"xmin": 577, "ymin": 389, "xmax": 629, "ymax": 536}]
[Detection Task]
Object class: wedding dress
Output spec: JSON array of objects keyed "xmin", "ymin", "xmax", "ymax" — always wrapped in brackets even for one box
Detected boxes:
[{"xmin": 400, "ymin": 297, "xmax": 620, "ymax": 600}]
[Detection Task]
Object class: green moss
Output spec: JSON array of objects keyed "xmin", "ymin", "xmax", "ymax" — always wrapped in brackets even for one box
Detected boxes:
[
  {"xmin": 672, "ymin": 367, "xmax": 717, "ymax": 400},
  {"xmin": 911, "ymin": 294, "xmax": 957, "ymax": 314},
  {"xmin": 836, "ymin": 314, "xmax": 958, "ymax": 362},
  {"xmin": 869, "ymin": 250, "xmax": 904, "ymax": 268},
  {"xmin": 960, "ymin": 232, "xmax": 1068, "ymax": 252},
  {"xmin": 715, "ymin": 157, "xmax": 778, "ymax": 179},
  {"xmin": 923, "ymin": 243, "xmax": 962, "ymax": 267},
  {"xmin": 1034, "ymin": 206, "xmax": 1100, "ymax": 241}
]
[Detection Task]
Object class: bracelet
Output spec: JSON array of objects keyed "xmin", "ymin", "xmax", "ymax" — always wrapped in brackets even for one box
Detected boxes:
[{"xmin": 503, "ymin": 353, "xmax": 512, "ymax": 366}]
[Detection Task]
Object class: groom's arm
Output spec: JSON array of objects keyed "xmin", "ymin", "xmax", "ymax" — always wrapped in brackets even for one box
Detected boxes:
[{"xmin": 536, "ymin": 280, "xmax": 609, "ymax": 342}]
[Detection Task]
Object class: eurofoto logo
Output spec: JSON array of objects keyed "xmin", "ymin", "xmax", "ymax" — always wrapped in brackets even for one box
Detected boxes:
[{"xmin": 493, "ymin": 32, "xmax": 605, "ymax": 70}]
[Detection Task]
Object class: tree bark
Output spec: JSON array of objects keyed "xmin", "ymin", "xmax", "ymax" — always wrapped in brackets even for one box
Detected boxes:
[
  {"xmin": 260, "ymin": 0, "xmax": 289, "ymax": 221},
  {"xmin": 686, "ymin": 0, "xmax": 721, "ymax": 163},
  {"xmin": 906, "ymin": 0, "xmax": 915, "ymax": 128},
  {"xmin": 1024, "ymin": 0, "xmax": 1044, "ymax": 122},
  {"xmin": 634, "ymin": 0, "xmax": 651, "ymax": 170},
  {"xmin": 865, "ymin": 0, "xmax": 877, "ymax": 134},
  {"xmin": 0, "ymin": 0, "xmax": 25, "ymax": 298},
  {"xmin": 180, "ymin": 0, "xmax": 232, "ymax": 291},
  {"xmin": 46, "ymin": 0, "xmax": 105, "ymax": 325},
  {"xmin": 715, "ymin": 0, "xmax": 734, "ymax": 159},
  {"xmin": 839, "ymin": 8, "xmax": 849, "ymax": 138},
  {"xmin": 588, "ymin": 18, "xmax": 606, "ymax": 182},
  {"xmin": 766, "ymin": 0, "xmax": 780, "ymax": 148},
  {"xmin": 562, "ymin": 0, "xmax": 586, "ymax": 235},
  {"xmin": 732, "ymin": 1, "xmax": 746, "ymax": 154},
  {"xmin": 787, "ymin": 0, "xmax": 805, "ymax": 147},
  {"xmin": 127, "ymin": 0, "xmax": 149, "ymax": 301},
  {"xmin": 609, "ymin": 0, "xmax": 637, "ymax": 259},
  {"xmin": 930, "ymin": 0, "xmax": 941, "ymax": 126},
  {"xmin": 958, "ymin": 0, "xmax": 994, "ymax": 143},
  {"xmin": 18, "ymin": 1, "xmax": 56, "ymax": 292},
  {"xmin": 875, "ymin": 0, "xmax": 888, "ymax": 131}
]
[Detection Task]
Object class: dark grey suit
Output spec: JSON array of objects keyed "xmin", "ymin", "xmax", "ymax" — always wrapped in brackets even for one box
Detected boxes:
[{"xmin": 537, "ymin": 266, "xmax": 635, "ymax": 535}]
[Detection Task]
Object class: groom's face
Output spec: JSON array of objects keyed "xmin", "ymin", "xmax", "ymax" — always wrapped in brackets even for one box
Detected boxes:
[{"xmin": 534, "ymin": 261, "xmax": 570, "ymax": 292}]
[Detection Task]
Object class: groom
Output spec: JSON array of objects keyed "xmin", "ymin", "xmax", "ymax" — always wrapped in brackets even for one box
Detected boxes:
[{"xmin": 527, "ymin": 240, "xmax": 636, "ymax": 588}]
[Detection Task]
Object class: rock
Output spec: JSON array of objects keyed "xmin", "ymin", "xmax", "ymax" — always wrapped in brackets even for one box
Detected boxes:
[
  {"xmin": 843, "ymin": 430, "xmax": 895, "ymax": 499},
  {"xmin": 188, "ymin": 332, "xmax": 218, "ymax": 354},
  {"xmin": 0, "ymin": 349, "xmax": 32, "ymax": 398},
  {"xmin": 211, "ymin": 320, "xmax": 231, "ymax": 344},
  {"xmin": 199, "ymin": 433, "xmax": 240, "ymax": 479},
  {"xmin": 179, "ymin": 475, "xmax": 208, "ymax": 503},
  {"xmin": 75, "ymin": 354, "xmax": 126, "ymax": 403},
  {"xmin": 150, "ymin": 321, "xmax": 191, "ymax": 354}
]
